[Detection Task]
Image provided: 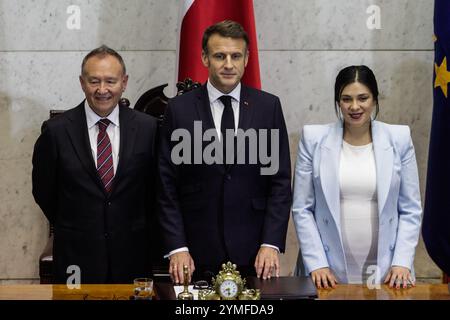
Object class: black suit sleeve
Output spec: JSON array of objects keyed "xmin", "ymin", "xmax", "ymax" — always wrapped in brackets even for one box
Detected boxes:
[
  {"xmin": 157, "ymin": 101, "xmax": 188, "ymax": 253},
  {"xmin": 144, "ymin": 117, "xmax": 158, "ymax": 221},
  {"xmin": 261, "ymin": 97, "xmax": 292, "ymax": 252},
  {"xmin": 144, "ymin": 118, "xmax": 163, "ymax": 263},
  {"xmin": 32, "ymin": 121, "xmax": 58, "ymax": 224}
]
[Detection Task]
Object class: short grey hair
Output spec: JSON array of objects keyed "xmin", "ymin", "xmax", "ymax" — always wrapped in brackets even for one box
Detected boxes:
[{"xmin": 81, "ymin": 45, "xmax": 126, "ymax": 76}]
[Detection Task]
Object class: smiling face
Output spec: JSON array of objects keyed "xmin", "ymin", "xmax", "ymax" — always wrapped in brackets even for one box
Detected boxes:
[
  {"xmin": 80, "ymin": 54, "xmax": 128, "ymax": 117},
  {"xmin": 339, "ymin": 81, "xmax": 375, "ymax": 129},
  {"xmin": 201, "ymin": 33, "xmax": 249, "ymax": 94}
]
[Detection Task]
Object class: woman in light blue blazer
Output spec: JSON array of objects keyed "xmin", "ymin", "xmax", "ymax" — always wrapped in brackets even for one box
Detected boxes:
[{"xmin": 292, "ymin": 65, "xmax": 422, "ymax": 289}]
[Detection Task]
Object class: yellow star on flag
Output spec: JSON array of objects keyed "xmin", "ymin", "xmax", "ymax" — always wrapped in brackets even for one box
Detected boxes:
[{"xmin": 435, "ymin": 56, "xmax": 450, "ymax": 98}]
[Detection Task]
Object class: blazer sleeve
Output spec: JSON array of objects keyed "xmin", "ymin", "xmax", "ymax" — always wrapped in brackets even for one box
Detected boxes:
[
  {"xmin": 261, "ymin": 97, "xmax": 292, "ymax": 252},
  {"xmin": 292, "ymin": 126, "xmax": 329, "ymax": 274},
  {"xmin": 32, "ymin": 121, "xmax": 58, "ymax": 224},
  {"xmin": 157, "ymin": 101, "xmax": 188, "ymax": 253},
  {"xmin": 391, "ymin": 127, "xmax": 422, "ymax": 269}
]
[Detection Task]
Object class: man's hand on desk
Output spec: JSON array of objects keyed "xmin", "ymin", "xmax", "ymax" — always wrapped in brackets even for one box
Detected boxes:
[
  {"xmin": 169, "ymin": 252, "xmax": 195, "ymax": 284},
  {"xmin": 255, "ymin": 247, "xmax": 280, "ymax": 280}
]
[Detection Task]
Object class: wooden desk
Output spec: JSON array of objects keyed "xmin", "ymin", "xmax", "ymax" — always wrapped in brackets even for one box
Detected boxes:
[
  {"xmin": 317, "ymin": 284, "xmax": 450, "ymax": 300},
  {"xmin": 0, "ymin": 284, "xmax": 135, "ymax": 300},
  {"xmin": 0, "ymin": 284, "xmax": 448, "ymax": 300}
]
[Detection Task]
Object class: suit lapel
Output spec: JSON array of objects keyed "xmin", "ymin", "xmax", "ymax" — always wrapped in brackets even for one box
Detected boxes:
[
  {"xmin": 235, "ymin": 86, "xmax": 254, "ymax": 163},
  {"xmin": 319, "ymin": 122, "xmax": 343, "ymax": 229},
  {"xmin": 318, "ymin": 121, "xmax": 394, "ymax": 232},
  {"xmin": 109, "ymin": 106, "xmax": 137, "ymax": 196},
  {"xmin": 195, "ymin": 86, "xmax": 225, "ymax": 173},
  {"xmin": 237, "ymin": 86, "xmax": 254, "ymax": 132},
  {"xmin": 65, "ymin": 102, "xmax": 105, "ymax": 193},
  {"xmin": 371, "ymin": 121, "xmax": 393, "ymax": 216},
  {"xmin": 195, "ymin": 85, "xmax": 254, "ymax": 171},
  {"xmin": 194, "ymin": 85, "xmax": 216, "ymax": 132}
]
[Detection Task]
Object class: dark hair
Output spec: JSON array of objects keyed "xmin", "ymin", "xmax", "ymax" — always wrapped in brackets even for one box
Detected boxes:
[
  {"xmin": 81, "ymin": 45, "xmax": 126, "ymax": 76},
  {"xmin": 202, "ymin": 20, "xmax": 249, "ymax": 54},
  {"xmin": 334, "ymin": 65, "xmax": 379, "ymax": 119}
]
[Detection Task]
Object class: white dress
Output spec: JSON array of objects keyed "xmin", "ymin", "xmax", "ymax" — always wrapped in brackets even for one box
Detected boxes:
[{"xmin": 339, "ymin": 140, "xmax": 379, "ymax": 284}]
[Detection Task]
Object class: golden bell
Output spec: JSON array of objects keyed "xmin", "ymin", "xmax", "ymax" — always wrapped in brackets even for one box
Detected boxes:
[{"xmin": 177, "ymin": 265, "xmax": 194, "ymax": 300}]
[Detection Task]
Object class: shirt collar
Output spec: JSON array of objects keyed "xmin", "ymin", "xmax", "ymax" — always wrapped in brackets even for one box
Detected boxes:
[
  {"xmin": 207, "ymin": 79, "xmax": 241, "ymax": 104},
  {"xmin": 84, "ymin": 100, "xmax": 120, "ymax": 129}
]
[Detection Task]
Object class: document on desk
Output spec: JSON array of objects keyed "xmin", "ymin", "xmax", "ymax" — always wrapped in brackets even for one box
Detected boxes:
[
  {"xmin": 247, "ymin": 276, "xmax": 318, "ymax": 300},
  {"xmin": 173, "ymin": 285, "xmax": 199, "ymax": 300}
]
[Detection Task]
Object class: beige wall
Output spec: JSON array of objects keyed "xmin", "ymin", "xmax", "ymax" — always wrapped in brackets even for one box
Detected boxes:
[{"xmin": 0, "ymin": 0, "xmax": 440, "ymax": 282}]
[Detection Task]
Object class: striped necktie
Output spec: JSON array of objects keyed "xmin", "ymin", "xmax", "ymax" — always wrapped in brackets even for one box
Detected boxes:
[{"xmin": 97, "ymin": 119, "xmax": 114, "ymax": 193}]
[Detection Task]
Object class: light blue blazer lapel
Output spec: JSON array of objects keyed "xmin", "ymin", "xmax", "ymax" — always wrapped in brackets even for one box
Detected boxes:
[
  {"xmin": 319, "ymin": 122, "xmax": 343, "ymax": 229},
  {"xmin": 372, "ymin": 121, "xmax": 393, "ymax": 216}
]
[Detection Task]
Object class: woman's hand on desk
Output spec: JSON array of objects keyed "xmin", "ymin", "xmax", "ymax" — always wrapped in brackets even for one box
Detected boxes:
[
  {"xmin": 384, "ymin": 266, "xmax": 415, "ymax": 289},
  {"xmin": 310, "ymin": 267, "xmax": 338, "ymax": 289}
]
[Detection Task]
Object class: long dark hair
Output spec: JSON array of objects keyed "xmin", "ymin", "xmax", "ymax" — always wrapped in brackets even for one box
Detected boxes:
[{"xmin": 334, "ymin": 65, "xmax": 379, "ymax": 120}]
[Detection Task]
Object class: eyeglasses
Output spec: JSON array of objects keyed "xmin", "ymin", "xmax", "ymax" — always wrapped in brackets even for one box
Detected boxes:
[{"xmin": 193, "ymin": 280, "xmax": 210, "ymax": 290}]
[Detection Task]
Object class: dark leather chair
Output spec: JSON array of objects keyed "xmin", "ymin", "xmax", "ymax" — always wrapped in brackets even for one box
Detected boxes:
[
  {"xmin": 38, "ymin": 228, "xmax": 54, "ymax": 284},
  {"xmin": 38, "ymin": 79, "xmax": 201, "ymax": 284}
]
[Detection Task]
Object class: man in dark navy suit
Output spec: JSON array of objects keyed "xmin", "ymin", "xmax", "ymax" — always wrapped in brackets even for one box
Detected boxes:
[
  {"xmin": 32, "ymin": 46, "xmax": 158, "ymax": 284},
  {"xmin": 158, "ymin": 21, "xmax": 291, "ymax": 283}
]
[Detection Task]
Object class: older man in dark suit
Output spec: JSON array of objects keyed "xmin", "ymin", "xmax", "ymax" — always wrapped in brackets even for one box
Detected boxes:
[
  {"xmin": 158, "ymin": 21, "xmax": 292, "ymax": 284},
  {"xmin": 32, "ymin": 46, "xmax": 158, "ymax": 284}
]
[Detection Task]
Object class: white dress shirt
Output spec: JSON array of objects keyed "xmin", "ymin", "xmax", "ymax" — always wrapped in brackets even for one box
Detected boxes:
[
  {"xmin": 84, "ymin": 101, "xmax": 120, "ymax": 173},
  {"xmin": 166, "ymin": 81, "xmax": 279, "ymax": 259},
  {"xmin": 207, "ymin": 79, "xmax": 240, "ymax": 139}
]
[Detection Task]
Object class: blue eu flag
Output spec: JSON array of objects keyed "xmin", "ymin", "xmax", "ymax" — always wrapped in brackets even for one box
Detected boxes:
[{"xmin": 423, "ymin": 0, "xmax": 450, "ymax": 275}]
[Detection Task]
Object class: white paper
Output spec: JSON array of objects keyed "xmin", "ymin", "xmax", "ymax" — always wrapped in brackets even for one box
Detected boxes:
[{"xmin": 173, "ymin": 285, "xmax": 199, "ymax": 300}]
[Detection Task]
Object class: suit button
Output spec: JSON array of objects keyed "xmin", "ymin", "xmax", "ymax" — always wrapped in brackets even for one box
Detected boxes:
[
  {"xmin": 104, "ymin": 233, "xmax": 109, "ymax": 238},
  {"xmin": 226, "ymin": 174, "xmax": 231, "ymax": 180},
  {"xmin": 107, "ymin": 202, "xmax": 111, "ymax": 206},
  {"xmin": 323, "ymin": 218, "xmax": 329, "ymax": 225}
]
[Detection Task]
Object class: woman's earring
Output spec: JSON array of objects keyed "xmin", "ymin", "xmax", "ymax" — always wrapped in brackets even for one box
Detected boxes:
[
  {"xmin": 370, "ymin": 105, "xmax": 377, "ymax": 120},
  {"xmin": 338, "ymin": 108, "xmax": 343, "ymax": 121}
]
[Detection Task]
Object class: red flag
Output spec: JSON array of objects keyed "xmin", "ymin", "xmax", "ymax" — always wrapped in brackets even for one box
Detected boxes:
[{"xmin": 176, "ymin": 0, "xmax": 261, "ymax": 89}]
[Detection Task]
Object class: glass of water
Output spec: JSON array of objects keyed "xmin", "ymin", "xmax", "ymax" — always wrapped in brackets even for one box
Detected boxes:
[{"xmin": 133, "ymin": 278, "xmax": 153, "ymax": 300}]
